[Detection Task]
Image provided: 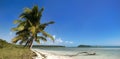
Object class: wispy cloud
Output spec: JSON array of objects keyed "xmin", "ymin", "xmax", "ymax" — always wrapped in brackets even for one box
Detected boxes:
[{"xmin": 40, "ymin": 35, "xmax": 74, "ymax": 46}]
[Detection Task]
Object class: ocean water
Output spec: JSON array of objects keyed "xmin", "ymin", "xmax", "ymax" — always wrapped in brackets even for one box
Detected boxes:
[{"xmin": 34, "ymin": 47, "xmax": 120, "ymax": 59}]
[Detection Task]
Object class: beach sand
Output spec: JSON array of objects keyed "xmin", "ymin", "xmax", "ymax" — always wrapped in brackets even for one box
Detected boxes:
[
  {"xmin": 32, "ymin": 49, "xmax": 72, "ymax": 59},
  {"xmin": 32, "ymin": 49, "xmax": 118, "ymax": 59}
]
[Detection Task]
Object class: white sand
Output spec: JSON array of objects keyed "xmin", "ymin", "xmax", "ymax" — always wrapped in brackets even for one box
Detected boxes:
[
  {"xmin": 32, "ymin": 49, "xmax": 119, "ymax": 59},
  {"xmin": 32, "ymin": 49, "xmax": 72, "ymax": 59}
]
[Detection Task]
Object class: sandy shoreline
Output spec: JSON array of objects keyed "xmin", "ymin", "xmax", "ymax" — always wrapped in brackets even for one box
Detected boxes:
[
  {"xmin": 32, "ymin": 49, "xmax": 72, "ymax": 59},
  {"xmin": 31, "ymin": 49, "xmax": 118, "ymax": 59}
]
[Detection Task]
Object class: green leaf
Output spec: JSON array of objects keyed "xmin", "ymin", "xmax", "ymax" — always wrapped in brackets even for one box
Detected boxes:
[
  {"xmin": 14, "ymin": 20, "xmax": 23, "ymax": 24},
  {"xmin": 12, "ymin": 36, "xmax": 22, "ymax": 43},
  {"xmin": 24, "ymin": 8, "xmax": 31, "ymax": 13},
  {"xmin": 37, "ymin": 36, "xmax": 47, "ymax": 41},
  {"xmin": 29, "ymin": 26, "xmax": 36, "ymax": 34},
  {"xmin": 40, "ymin": 30, "xmax": 54, "ymax": 42},
  {"xmin": 35, "ymin": 39, "xmax": 40, "ymax": 44},
  {"xmin": 17, "ymin": 21, "xmax": 26, "ymax": 27},
  {"xmin": 11, "ymin": 26, "xmax": 24, "ymax": 31},
  {"xmin": 11, "ymin": 28, "xmax": 18, "ymax": 31},
  {"xmin": 17, "ymin": 26, "xmax": 24, "ymax": 31},
  {"xmin": 19, "ymin": 38, "xmax": 27, "ymax": 45},
  {"xmin": 47, "ymin": 21, "xmax": 55, "ymax": 24}
]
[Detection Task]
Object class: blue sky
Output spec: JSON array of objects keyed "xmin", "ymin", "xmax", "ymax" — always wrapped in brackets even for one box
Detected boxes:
[{"xmin": 0, "ymin": 0, "xmax": 120, "ymax": 46}]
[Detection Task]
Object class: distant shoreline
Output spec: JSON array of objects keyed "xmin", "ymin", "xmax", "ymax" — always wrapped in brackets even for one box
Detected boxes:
[
  {"xmin": 32, "ymin": 45, "xmax": 120, "ymax": 48},
  {"xmin": 78, "ymin": 45, "xmax": 120, "ymax": 48}
]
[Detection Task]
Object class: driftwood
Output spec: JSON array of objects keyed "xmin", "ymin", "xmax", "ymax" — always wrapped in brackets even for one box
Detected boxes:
[{"xmin": 64, "ymin": 52, "xmax": 96, "ymax": 57}]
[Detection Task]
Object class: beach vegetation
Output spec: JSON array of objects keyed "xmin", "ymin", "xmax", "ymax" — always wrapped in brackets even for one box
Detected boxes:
[{"xmin": 0, "ymin": 39, "xmax": 36, "ymax": 59}]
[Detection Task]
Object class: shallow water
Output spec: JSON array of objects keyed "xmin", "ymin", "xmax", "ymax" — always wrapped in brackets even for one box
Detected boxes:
[{"xmin": 34, "ymin": 47, "xmax": 120, "ymax": 59}]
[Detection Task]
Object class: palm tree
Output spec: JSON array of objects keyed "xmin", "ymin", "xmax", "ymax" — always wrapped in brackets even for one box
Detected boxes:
[{"xmin": 12, "ymin": 5, "xmax": 54, "ymax": 48}]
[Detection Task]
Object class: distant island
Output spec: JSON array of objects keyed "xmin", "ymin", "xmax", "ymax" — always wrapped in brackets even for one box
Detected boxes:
[
  {"xmin": 78, "ymin": 45, "xmax": 92, "ymax": 47},
  {"xmin": 78, "ymin": 45, "xmax": 120, "ymax": 48}
]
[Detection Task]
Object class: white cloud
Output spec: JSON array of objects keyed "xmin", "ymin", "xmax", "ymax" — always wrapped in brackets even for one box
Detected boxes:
[
  {"xmin": 65, "ymin": 41, "xmax": 68, "ymax": 43},
  {"xmin": 56, "ymin": 38, "xmax": 63, "ymax": 43},
  {"xmin": 65, "ymin": 41, "xmax": 73, "ymax": 44},
  {"xmin": 69, "ymin": 42, "xmax": 73, "ymax": 44},
  {"xmin": 41, "ymin": 35, "xmax": 74, "ymax": 45}
]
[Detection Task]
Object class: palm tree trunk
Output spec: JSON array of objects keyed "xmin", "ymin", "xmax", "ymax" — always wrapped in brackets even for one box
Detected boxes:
[
  {"xmin": 24, "ymin": 39, "xmax": 31, "ymax": 48},
  {"xmin": 29, "ymin": 36, "xmax": 34, "ymax": 49},
  {"xmin": 24, "ymin": 36, "xmax": 34, "ymax": 49}
]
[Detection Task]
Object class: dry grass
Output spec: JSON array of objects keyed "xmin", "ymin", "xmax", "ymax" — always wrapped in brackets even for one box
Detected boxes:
[{"xmin": 0, "ymin": 48, "xmax": 36, "ymax": 59}]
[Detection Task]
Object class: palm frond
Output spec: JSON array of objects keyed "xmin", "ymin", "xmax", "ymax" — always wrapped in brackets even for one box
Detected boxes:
[
  {"xmin": 29, "ymin": 26, "xmax": 36, "ymax": 34},
  {"xmin": 11, "ymin": 28, "xmax": 18, "ymax": 31},
  {"xmin": 41, "ymin": 21, "xmax": 55, "ymax": 26},
  {"xmin": 24, "ymin": 8, "xmax": 32, "ymax": 13},
  {"xmin": 39, "ymin": 21, "xmax": 55, "ymax": 30},
  {"xmin": 37, "ymin": 36, "xmax": 47, "ymax": 41},
  {"xmin": 12, "ymin": 35, "xmax": 22, "ymax": 43},
  {"xmin": 35, "ymin": 39, "xmax": 40, "ymax": 44},
  {"xmin": 17, "ymin": 21, "xmax": 26, "ymax": 27},
  {"xmin": 11, "ymin": 26, "xmax": 24, "ymax": 31},
  {"xmin": 16, "ymin": 29, "xmax": 29, "ymax": 35},
  {"xmin": 38, "ymin": 7, "xmax": 44, "ymax": 21},
  {"xmin": 40, "ymin": 30, "xmax": 54, "ymax": 42},
  {"xmin": 19, "ymin": 37, "xmax": 28, "ymax": 45},
  {"xmin": 20, "ymin": 13, "xmax": 32, "ymax": 19},
  {"xmin": 32, "ymin": 5, "xmax": 39, "ymax": 14},
  {"xmin": 13, "ymin": 20, "xmax": 23, "ymax": 24}
]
